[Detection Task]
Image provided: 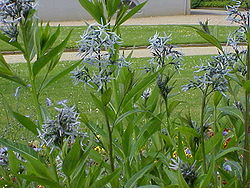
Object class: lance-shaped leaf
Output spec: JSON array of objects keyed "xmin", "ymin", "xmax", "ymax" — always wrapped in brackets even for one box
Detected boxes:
[
  {"xmin": 0, "ymin": 70, "xmax": 27, "ymax": 86},
  {"xmin": 41, "ymin": 25, "xmax": 61, "ymax": 54},
  {"xmin": 0, "ymin": 138, "xmax": 39, "ymax": 160},
  {"xmin": 121, "ymin": 71, "xmax": 158, "ymax": 110},
  {"xmin": 91, "ymin": 168, "xmax": 121, "ymax": 188},
  {"xmin": 0, "ymin": 32, "xmax": 24, "ymax": 52},
  {"xmin": 78, "ymin": 0, "xmax": 106, "ymax": 24},
  {"xmin": 187, "ymin": 26, "xmax": 223, "ymax": 52},
  {"xmin": 125, "ymin": 163, "xmax": 154, "ymax": 188},
  {"xmin": 32, "ymin": 30, "xmax": 72, "ymax": 76},
  {"xmin": 40, "ymin": 60, "xmax": 81, "ymax": 91},
  {"xmin": 115, "ymin": 1, "xmax": 147, "ymax": 30},
  {"xmin": 11, "ymin": 111, "xmax": 39, "ymax": 135},
  {"xmin": 0, "ymin": 52, "xmax": 11, "ymax": 71}
]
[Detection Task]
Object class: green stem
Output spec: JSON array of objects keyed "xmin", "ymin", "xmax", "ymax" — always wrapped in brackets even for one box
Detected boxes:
[
  {"xmin": 28, "ymin": 59, "xmax": 43, "ymax": 125},
  {"xmin": 214, "ymin": 106, "xmax": 218, "ymax": 133},
  {"xmin": 104, "ymin": 111, "xmax": 115, "ymax": 172},
  {"xmin": 243, "ymin": 42, "xmax": 250, "ymax": 187},
  {"xmin": 200, "ymin": 87, "xmax": 208, "ymax": 173},
  {"xmin": 164, "ymin": 97, "xmax": 171, "ymax": 137},
  {"xmin": 47, "ymin": 149, "xmax": 59, "ymax": 183},
  {"xmin": 20, "ymin": 23, "xmax": 43, "ymax": 125}
]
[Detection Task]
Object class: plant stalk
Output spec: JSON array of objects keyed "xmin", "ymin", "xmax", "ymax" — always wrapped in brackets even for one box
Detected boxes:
[
  {"xmin": 21, "ymin": 22, "xmax": 43, "ymax": 125},
  {"xmin": 200, "ymin": 88, "xmax": 208, "ymax": 173},
  {"xmin": 243, "ymin": 41, "xmax": 250, "ymax": 186},
  {"xmin": 27, "ymin": 59, "xmax": 43, "ymax": 125},
  {"xmin": 104, "ymin": 111, "xmax": 115, "ymax": 172}
]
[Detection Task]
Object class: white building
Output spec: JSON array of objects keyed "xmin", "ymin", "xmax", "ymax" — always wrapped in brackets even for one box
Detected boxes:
[{"xmin": 37, "ymin": 0, "xmax": 191, "ymax": 21}]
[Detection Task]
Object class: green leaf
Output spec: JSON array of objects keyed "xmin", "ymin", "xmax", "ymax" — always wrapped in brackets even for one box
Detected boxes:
[
  {"xmin": 32, "ymin": 30, "xmax": 72, "ymax": 76},
  {"xmin": 0, "ymin": 32, "xmax": 24, "ymax": 52},
  {"xmin": 215, "ymin": 147, "xmax": 248, "ymax": 161},
  {"xmin": 213, "ymin": 91, "xmax": 223, "ymax": 107},
  {"xmin": 90, "ymin": 93, "xmax": 105, "ymax": 115},
  {"xmin": 62, "ymin": 140, "xmax": 83, "ymax": 177},
  {"xmin": 125, "ymin": 163, "xmax": 154, "ymax": 188},
  {"xmin": 187, "ymin": 26, "xmax": 223, "ymax": 52},
  {"xmin": 101, "ymin": 88, "xmax": 112, "ymax": 106},
  {"xmin": 8, "ymin": 150, "xmax": 20, "ymax": 175},
  {"xmin": 177, "ymin": 126, "xmax": 200, "ymax": 138},
  {"xmin": 168, "ymin": 100, "xmax": 182, "ymax": 116},
  {"xmin": 0, "ymin": 70, "xmax": 27, "ymax": 86},
  {"xmin": 138, "ymin": 186, "xmax": 161, "ymax": 188},
  {"xmin": 195, "ymin": 133, "xmax": 222, "ymax": 160},
  {"xmin": 11, "ymin": 111, "xmax": 38, "ymax": 135},
  {"xmin": 91, "ymin": 168, "xmax": 121, "ymax": 188},
  {"xmin": 41, "ymin": 25, "xmax": 61, "ymax": 54},
  {"xmin": 177, "ymin": 133, "xmax": 188, "ymax": 162},
  {"xmin": 41, "ymin": 60, "xmax": 81, "ymax": 90},
  {"xmin": 122, "ymin": 71, "xmax": 158, "ymax": 110},
  {"xmin": 199, "ymin": 160, "xmax": 215, "ymax": 188},
  {"xmin": 106, "ymin": 0, "xmax": 120, "ymax": 19},
  {"xmin": 115, "ymin": 1, "xmax": 147, "ymax": 29},
  {"xmin": 71, "ymin": 146, "xmax": 92, "ymax": 180},
  {"xmin": 20, "ymin": 175, "xmax": 62, "ymax": 188},
  {"xmin": 122, "ymin": 119, "xmax": 135, "ymax": 157},
  {"xmin": 136, "ymin": 116, "xmax": 162, "ymax": 152},
  {"xmin": 177, "ymin": 170, "xmax": 189, "ymax": 188},
  {"xmin": 243, "ymin": 80, "xmax": 250, "ymax": 93},
  {"xmin": 0, "ymin": 53, "xmax": 10, "ymax": 71},
  {"xmin": 0, "ymin": 138, "xmax": 39, "ymax": 160},
  {"xmin": 78, "ymin": 0, "xmax": 106, "ymax": 24},
  {"xmin": 24, "ymin": 154, "xmax": 57, "ymax": 181},
  {"xmin": 219, "ymin": 106, "xmax": 244, "ymax": 123},
  {"xmin": 113, "ymin": 109, "xmax": 144, "ymax": 126}
]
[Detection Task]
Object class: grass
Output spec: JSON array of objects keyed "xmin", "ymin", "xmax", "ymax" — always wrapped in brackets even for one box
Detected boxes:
[
  {"xmin": 0, "ymin": 55, "xmax": 212, "ymax": 141},
  {"xmin": 0, "ymin": 25, "xmax": 238, "ymax": 52}
]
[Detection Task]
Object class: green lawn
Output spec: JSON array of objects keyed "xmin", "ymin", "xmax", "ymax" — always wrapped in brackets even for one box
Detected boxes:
[
  {"xmin": 0, "ymin": 25, "xmax": 238, "ymax": 52},
  {"xmin": 0, "ymin": 55, "xmax": 212, "ymax": 141}
]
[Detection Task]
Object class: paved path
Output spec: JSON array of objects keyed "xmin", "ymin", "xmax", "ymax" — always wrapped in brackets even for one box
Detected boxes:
[
  {"xmin": 49, "ymin": 9, "xmax": 234, "ymax": 26},
  {"xmin": 4, "ymin": 46, "xmax": 241, "ymax": 64}
]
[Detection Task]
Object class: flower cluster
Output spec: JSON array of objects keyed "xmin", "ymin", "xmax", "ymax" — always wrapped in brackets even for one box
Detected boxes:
[
  {"xmin": 141, "ymin": 88, "xmax": 152, "ymax": 101},
  {"xmin": 148, "ymin": 33, "xmax": 183, "ymax": 71},
  {"xmin": 169, "ymin": 158, "xmax": 198, "ymax": 186},
  {"xmin": 78, "ymin": 23, "xmax": 121, "ymax": 58},
  {"xmin": 226, "ymin": 0, "xmax": 249, "ymax": 29},
  {"xmin": 38, "ymin": 103, "xmax": 84, "ymax": 149},
  {"xmin": 182, "ymin": 54, "xmax": 231, "ymax": 94},
  {"xmin": 72, "ymin": 24, "xmax": 130, "ymax": 91},
  {"xmin": 0, "ymin": 0, "xmax": 35, "ymax": 41},
  {"xmin": 157, "ymin": 74, "xmax": 175, "ymax": 100},
  {"xmin": 0, "ymin": 147, "xmax": 8, "ymax": 166}
]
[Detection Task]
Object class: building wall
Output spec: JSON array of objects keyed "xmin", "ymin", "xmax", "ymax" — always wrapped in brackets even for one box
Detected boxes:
[{"xmin": 37, "ymin": 0, "xmax": 190, "ymax": 21}]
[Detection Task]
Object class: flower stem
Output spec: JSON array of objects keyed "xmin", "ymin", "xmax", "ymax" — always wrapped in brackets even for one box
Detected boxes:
[
  {"xmin": 104, "ymin": 111, "xmax": 115, "ymax": 172},
  {"xmin": 27, "ymin": 59, "xmax": 43, "ymax": 125},
  {"xmin": 243, "ymin": 41, "xmax": 250, "ymax": 187},
  {"xmin": 200, "ymin": 88, "xmax": 208, "ymax": 173}
]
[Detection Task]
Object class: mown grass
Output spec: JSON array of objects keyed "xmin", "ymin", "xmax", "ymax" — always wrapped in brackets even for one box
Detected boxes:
[
  {"xmin": 0, "ymin": 55, "xmax": 212, "ymax": 141},
  {"xmin": 0, "ymin": 25, "xmax": 238, "ymax": 52}
]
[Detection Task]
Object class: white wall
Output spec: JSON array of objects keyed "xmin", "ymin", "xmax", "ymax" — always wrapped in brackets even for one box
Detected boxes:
[{"xmin": 37, "ymin": 0, "xmax": 190, "ymax": 21}]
